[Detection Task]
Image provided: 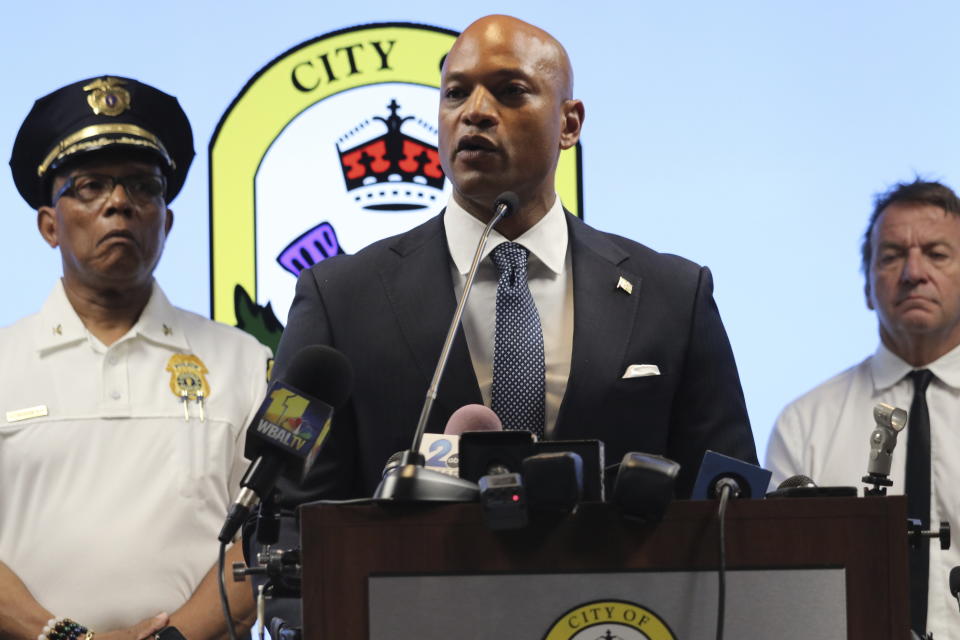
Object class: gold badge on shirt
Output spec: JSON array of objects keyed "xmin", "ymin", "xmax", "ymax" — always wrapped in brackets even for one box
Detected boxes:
[{"xmin": 166, "ymin": 354, "xmax": 211, "ymax": 401}]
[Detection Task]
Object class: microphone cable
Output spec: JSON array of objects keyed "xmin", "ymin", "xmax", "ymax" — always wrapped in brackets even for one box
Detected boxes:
[
  {"xmin": 219, "ymin": 540, "xmax": 239, "ymax": 640},
  {"xmin": 714, "ymin": 477, "xmax": 739, "ymax": 640}
]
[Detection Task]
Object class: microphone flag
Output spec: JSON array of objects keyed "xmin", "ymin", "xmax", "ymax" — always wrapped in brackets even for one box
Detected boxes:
[{"xmin": 246, "ymin": 380, "xmax": 334, "ymax": 482}]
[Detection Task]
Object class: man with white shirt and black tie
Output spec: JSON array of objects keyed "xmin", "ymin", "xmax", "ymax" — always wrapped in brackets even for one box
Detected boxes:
[
  {"xmin": 767, "ymin": 179, "xmax": 960, "ymax": 639},
  {"xmin": 273, "ymin": 14, "xmax": 757, "ymax": 501}
]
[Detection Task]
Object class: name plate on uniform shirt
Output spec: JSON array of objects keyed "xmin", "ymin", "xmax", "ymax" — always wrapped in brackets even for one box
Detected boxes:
[{"xmin": 5, "ymin": 405, "xmax": 49, "ymax": 423}]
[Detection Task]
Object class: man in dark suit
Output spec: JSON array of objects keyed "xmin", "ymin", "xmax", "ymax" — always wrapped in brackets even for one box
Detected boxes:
[{"xmin": 273, "ymin": 14, "xmax": 757, "ymax": 500}]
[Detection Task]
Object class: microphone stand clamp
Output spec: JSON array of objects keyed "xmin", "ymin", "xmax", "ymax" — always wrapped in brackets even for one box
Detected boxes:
[
  {"xmin": 861, "ymin": 472, "xmax": 893, "ymax": 496},
  {"xmin": 907, "ymin": 519, "xmax": 951, "ymax": 551}
]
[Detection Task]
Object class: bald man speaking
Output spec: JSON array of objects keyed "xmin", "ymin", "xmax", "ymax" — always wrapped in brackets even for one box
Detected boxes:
[{"xmin": 273, "ymin": 15, "xmax": 757, "ymax": 500}]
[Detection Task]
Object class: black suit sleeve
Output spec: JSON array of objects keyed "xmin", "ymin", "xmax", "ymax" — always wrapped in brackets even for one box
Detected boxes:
[
  {"xmin": 667, "ymin": 266, "xmax": 758, "ymax": 498},
  {"xmin": 273, "ymin": 265, "xmax": 362, "ymax": 503}
]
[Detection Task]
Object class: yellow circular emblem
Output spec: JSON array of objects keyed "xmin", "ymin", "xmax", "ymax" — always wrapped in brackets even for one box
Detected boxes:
[
  {"xmin": 543, "ymin": 600, "xmax": 676, "ymax": 640},
  {"xmin": 208, "ymin": 22, "xmax": 583, "ymax": 340}
]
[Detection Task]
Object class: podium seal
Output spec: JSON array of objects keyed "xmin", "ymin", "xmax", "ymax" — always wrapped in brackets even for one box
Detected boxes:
[{"xmin": 543, "ymin": 600, "xmax": 676, "ymax": 640}]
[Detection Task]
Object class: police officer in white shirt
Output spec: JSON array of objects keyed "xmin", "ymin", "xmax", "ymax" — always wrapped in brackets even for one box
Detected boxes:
[
  {"xmin": 767, "ymin": 179, "xmax": 960, "ymax": 640},
  {"xmin": 0, "ymin": 76, "xmax": 271, "ymax": 640}
]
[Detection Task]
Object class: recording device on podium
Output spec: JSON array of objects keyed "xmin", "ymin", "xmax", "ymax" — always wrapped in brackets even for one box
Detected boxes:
[{"xmin": 458, "ymin": 433, "xmax": 605, "ymax": 502}]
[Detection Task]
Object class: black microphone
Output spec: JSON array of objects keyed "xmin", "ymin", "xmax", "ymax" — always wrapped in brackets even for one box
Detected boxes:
[
  {"xmin": 381, "ymin": 450, "xmax": 406, "ymax": 479},
  {"xmin": 219, "ymin": 345, "xmax": 353, "ymax": 542},
  {"xmin": 375, "ymin": 192, "xmax": 519, "ymax": 502},
  {"xmin": 493, "ymin": 191, "xmax": 520, "ymax": 220},
  {"xmin": 765, "ymin": 475, "xmax": 857, "ymax": 498},
  {"xmin": 523, "ymin": 452, "xmax": 584, "ymax": 513},
  {"xmin": 612, "ymin": 452, "xmax": 680, "ymax": 522}
]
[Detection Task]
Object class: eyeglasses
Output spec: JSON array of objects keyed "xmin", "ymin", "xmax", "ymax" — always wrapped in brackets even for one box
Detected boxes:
[{"xmin": 52, "ymin": 173, "xmax": 167, "ymax": 207}]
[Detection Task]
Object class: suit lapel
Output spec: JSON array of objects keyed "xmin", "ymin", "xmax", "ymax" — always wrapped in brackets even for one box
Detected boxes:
[
  {"xmin": 555, "ymin": 214, "xmax": 642, "ymax": 438},
  {"xmin": 378, "ymin": 214, "xmax": 483, "ymax": 418}
]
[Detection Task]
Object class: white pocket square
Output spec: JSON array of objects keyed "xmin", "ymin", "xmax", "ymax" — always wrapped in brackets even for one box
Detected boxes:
[{"xmin": 622, "ymin": 364, "xmax": 661, "ymax": 379}]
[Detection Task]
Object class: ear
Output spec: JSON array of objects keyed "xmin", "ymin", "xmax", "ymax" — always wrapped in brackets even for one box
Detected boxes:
[
  {"xmin": 164, "ymin": 208, "xmax": 174, "ymax": 235},
  {"xmin": 864, "ymin": 279, "xmax": 874, "ymax": 310},
  {"xmin": 559, "ymin": 99, "xmax": 584, "ymax": 150},
  {"xmin": 37, "ymin": 206, "xmax": 59, "ymax": 249}
]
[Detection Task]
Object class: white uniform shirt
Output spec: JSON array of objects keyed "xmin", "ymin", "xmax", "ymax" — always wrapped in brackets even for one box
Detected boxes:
[
  {"xmin": 766, "ymin": 342, "xmax": 960, "ymax": 639},
  {"xmin": 444, "ymin": 196, "xmax": 574, "ymax": 436},
  {"xmin": 0, "ymin": 280, "xmax": 271, "ymax": 631}
]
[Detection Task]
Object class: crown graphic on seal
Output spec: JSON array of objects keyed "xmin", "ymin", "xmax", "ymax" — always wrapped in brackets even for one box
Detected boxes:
[{"xmin": 336, "ymin": 99, "xmax": 445, "ymax": 211}]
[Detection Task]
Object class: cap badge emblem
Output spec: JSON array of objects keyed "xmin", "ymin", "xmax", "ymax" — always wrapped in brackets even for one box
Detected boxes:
[{"xmin": 83, "ymin": 77, "xmax": 131, "ymax": 117}]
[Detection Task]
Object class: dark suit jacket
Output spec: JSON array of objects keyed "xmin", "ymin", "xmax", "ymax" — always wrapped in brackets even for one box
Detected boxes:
[{"xmin": 273, "ymin": 212, "xmax": 757, "ymax": 500}]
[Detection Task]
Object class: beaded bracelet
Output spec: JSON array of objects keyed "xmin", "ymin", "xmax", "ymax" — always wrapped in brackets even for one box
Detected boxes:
[{"xmin": 38, "ymin": 617, "xmax": 94, "ymax": 640}]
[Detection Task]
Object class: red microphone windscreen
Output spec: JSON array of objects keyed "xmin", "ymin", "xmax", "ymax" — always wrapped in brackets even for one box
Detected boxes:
[{"xmin": 443, "ymin": 404, "xmax": 503, "ymax": 436}]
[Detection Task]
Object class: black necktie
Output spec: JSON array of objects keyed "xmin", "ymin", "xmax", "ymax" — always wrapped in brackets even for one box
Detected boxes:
[
  {"xmin": 490, "ymin": 242, "xmax": 545, "ymax": 437},
  {"xmin": 906, "ymin": 368, "xmax": 933, "ymax": 634}
]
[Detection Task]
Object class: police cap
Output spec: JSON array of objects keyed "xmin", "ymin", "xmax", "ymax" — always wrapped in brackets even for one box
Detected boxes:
[{"xmin": 9, "ymin": 75, "xmax": 195, "ymax": 209}]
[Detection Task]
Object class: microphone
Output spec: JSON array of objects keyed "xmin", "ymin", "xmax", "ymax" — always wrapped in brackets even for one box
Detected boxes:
[
  {"xmin": 432, "ymin": 404, "xmax": 503, "ymax": 476},
  {"xmin": 950, "ymin": 566, "xmax": 960, "ymax": 613},
  {"xmin": 691, "ymin": 450, "xmax": 772, "ymax": 500},
  {"xmin": 381, "ymin": 404, "xmax": 503, "ymax": 479},
  {"xmin": 612, "ymin": 452, "xmax": 680, "ymax": 522},
  {"xmin": 765, "ymin": 475, "xmax": 857, "ymax": 498},
  {"xmin": 381, "ymin": 450, "xmax": 406, "ymax": 479},
  {"xmin": 523, "ymin": 452, "xmax": 584, "ymax": 513},
  {"xmin": 779, "ymin": 474, "xmax": 816, "ymax": 489},
  {"xmin": 493, "ymin": 191, "xmax": 520, "ymax": 220},
  {"xmin": 444, "ymin": 403, "xmax": 503, "ymax": 435},
  {"xmin": 691, "ymin": 450, "xmax": 770, "ymax": 640},
  {"xmin": 219, "ymin": 345, "xmax": 353, "ymax": 542},
  {"xmin": 375, "ymin": 192, "xmax": 519, "ymax": 502},
  {"xmin": 862, "ymin": 402, "xmax": 907, "ymax": 495}
]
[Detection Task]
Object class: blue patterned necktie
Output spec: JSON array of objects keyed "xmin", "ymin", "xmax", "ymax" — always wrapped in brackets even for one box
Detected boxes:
[{"xmin": 490, "ymin": 242, "xmax": 545, "ymax": 438}]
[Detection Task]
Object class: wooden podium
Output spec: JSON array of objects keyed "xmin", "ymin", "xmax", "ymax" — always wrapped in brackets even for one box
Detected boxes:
[{"xmin": 299, "ymin": 497, "xmax": 908, "ymax": 639}]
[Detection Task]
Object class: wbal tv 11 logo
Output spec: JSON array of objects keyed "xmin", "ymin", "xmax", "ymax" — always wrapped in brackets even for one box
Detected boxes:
[
  {"xmin": 256, "ymin": 383, "xmax": 332, "ymax": 466},
  {"xmin": 259, "ymin": 387, "xmax": 314, "ymax": 451},
  {"xmin": 209, "ymin": 22, "xmax": 583, "ymax": 349}
]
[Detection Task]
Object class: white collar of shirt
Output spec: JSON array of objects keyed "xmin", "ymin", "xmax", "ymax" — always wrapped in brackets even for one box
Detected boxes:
[
  {"xmin": 870, "ymin": 340, "xmax": 960, "ymax": 391},
  {"xmin": 34, "ymin": 279, "xmax": 190, "ymax": 354},
  {"xmin": 444, "ymin": 195, "xmax": 568, "ymax": 276}
]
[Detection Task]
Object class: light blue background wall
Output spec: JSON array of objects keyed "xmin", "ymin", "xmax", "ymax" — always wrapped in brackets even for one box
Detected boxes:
[{"xmin": 2, "ymin": 1, "xmax": 958, "ymax": 464}]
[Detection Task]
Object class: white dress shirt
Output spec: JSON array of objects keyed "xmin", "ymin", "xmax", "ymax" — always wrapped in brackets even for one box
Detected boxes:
[
  {"xmin": 444, "ymin": 196, "xmax": 574, "ymax": 436},
  {"xmin": 766, "ymin": 341, "xmax": 960, "ymax": 639},
  {"xmin": 0, "ymin": 280, "xmax": 271, "ymax": 631}
]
